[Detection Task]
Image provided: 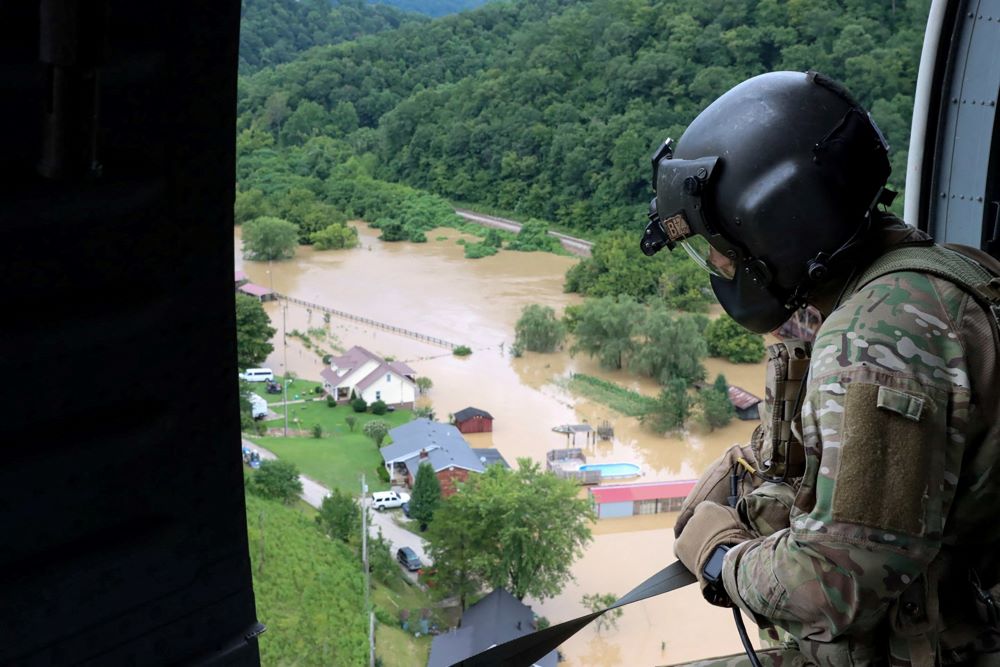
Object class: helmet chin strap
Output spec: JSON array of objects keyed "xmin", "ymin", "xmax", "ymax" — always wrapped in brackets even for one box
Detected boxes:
[{"xmin": 782, "ymin": 201, "xmax": 881, "ymax": 312}]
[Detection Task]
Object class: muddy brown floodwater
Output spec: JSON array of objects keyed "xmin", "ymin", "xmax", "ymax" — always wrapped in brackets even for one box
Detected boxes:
[{"xmin": 235, "ymin": 223, "xmax": 768, "ymax": 666}]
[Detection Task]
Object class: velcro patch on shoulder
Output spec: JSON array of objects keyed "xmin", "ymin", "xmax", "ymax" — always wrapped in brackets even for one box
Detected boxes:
[
  {"xmin": 876, "ymin": 386, "xmax": 925, "ymax": 422},
  {"xmin": 832, "ymin": 383, "xmax": 934, "ymax": 537}
]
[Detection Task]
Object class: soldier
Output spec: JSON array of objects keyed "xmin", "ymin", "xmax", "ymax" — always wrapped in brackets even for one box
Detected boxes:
[{"xmin": 641, "ymin": 71, "xmax": 1000, "ymax": 665}]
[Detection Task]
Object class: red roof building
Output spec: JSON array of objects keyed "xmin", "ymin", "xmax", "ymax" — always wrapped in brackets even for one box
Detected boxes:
[
  {"xmin": 727, "ymin": 386, "xmax": 762, "ymax": 421},
  {"xmin": 588, "ymin": 480, "xmax": 697, "ymax": 519},
  {"xmin": 237, "ymin": 283, "xmax": 276, "ymax": 302}
]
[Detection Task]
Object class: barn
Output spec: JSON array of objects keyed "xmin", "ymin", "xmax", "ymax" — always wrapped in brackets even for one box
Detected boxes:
[
  {"xmin": 589, "ymin": 480, "xmax": 697, "ymax": 519},
  {"xmin": 453, "ymin": 407, "xmax": 494, "ymax": 434}
]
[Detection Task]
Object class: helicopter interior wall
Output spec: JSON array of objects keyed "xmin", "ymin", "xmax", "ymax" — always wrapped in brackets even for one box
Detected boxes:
[
  {"xmin": 924, "ymin": 0, "xmax": 1000, "ymax": 256},
  {"xmin": 0, "ymin": 2, "xmax": 260, "ymax": 665}
]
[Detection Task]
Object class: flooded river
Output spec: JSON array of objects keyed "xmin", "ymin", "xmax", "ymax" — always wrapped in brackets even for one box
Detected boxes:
[{"xmin": 235, "ymin": 223, "xmax": 767, "ymax": 665}]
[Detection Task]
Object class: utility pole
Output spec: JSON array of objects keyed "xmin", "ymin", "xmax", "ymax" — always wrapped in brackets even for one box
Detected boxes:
[
  {"xmin": 361, "ymin": 473, "xmax": 373, "ymax": 667},
  {"xmin": 282, "ymin": 299, "xmax": 288, "ymax": 437}
]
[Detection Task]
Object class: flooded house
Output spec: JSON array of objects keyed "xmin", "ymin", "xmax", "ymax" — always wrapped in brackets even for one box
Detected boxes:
[
  {"xmin": 453, "ymin": 406, "xmax": 494, "ymax": 433},
  {"xmin": 727, "ymin": 386, "xmax": 762, "ymax": 421},
  {"xmin": 589, "ymin": 480, "xmax": 697, "ymax": 519},
  {"xmin": 236, "ymin": 282, "xmax": 275, "ymax": 302},
  {"xmin": 320, "ymin": 345, "xmax": 417, "ymax": 408},
  {"xmin": 379, "ymin": 419, "xmax": 509, "ymax": 495}
]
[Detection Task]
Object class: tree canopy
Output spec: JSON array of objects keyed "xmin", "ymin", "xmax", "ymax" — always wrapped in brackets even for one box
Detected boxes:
[
  {"xmin": 427, "ymin": 459, "xmax": 593, "ymax": 605},
  {"xmin": 704, "ymin": 314, "xmax": 766, "ymax": 363},
  {"xmin": 238, "ymin": 0, "xmax": 923, "ymax": 237},
  {"xmin": 249, "ymin": 459, "xmax": 304, "ymax": 505},
  {"xmin": 315, "ymin": 488, "xmax": 361, "ymax": 543},
  {"xmin": 242, "ymin": 216, "xmax": 300, "ymax": 260},
  {"xmin": 514, "ymin": 304, "xmax": 566, "ymax": 353},
  {"xmin": 235, "ymin": 293, "xmax": 276, "ymax": 370},
  {"xmin": 408, "ymin": 461, "xmax": 442, "ymax": 529}
]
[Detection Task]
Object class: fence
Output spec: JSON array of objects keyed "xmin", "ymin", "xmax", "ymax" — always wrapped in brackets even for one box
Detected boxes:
[{"xmin": 277, "ymin": 294, "xmax": 459, "ymax": 351}]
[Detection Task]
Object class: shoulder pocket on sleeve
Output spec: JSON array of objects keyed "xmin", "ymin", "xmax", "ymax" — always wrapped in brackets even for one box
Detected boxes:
[{"xmin": 831, "ymin": 383, "xmax": 939, "ymax": 538}]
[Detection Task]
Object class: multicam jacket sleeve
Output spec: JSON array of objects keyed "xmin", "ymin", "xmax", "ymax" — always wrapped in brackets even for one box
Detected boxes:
[{"xmin": 720, "ymin": 271, "xmax": 973, "ymax": 642}]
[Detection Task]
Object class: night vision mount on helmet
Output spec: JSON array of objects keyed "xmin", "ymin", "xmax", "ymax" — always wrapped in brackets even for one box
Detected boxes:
[{"xmin": 641, "ymin": 71, "xmax": 896, "ymax": 333}]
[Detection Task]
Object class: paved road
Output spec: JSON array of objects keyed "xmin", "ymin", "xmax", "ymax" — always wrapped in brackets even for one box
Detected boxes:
[
  {"xmin": 242, "ymin": 439, "xmax": 430, "ymax": 568},
  {"xmin": 454, "ymin": 208, "xmax": 593, "ymax": 257}
]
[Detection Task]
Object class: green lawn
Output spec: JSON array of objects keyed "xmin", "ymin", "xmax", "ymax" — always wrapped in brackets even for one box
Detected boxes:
[
  {"xmin": 257, "ymin": 376, "xmax": 326, "ymax": 404},
  {"xmin": 248, "ymin": 402, "xmax": 414, "ymax": 493}
]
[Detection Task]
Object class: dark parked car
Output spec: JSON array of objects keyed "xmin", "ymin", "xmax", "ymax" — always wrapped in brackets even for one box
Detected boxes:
[
  {"xmin": 396, "ymin": 547, "xmax": 422, "ymax": 572},
  {"xmin": 265, "ymin": 381, "xmax": 281, "ymax": 395},
  {"xmin": 401, "ymin": 502, "xmax": 411, "ymax": 518}
]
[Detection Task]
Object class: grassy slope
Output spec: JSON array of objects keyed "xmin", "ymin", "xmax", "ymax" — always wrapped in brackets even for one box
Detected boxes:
[{"xmin": 246, "ymin": 492, "xmax": 368, "ymax": 666}]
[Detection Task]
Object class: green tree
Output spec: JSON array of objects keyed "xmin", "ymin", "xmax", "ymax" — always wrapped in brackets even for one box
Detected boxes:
[
  {"xmin": 427, "ymin": 459, "xmax": 593, "ymax": 604},
  {"xmin": 234, "ymin": 188, "xmax": 271, "ymax": 225},
  {"xmin": 564, "ymin": 231, "xmax": 666, "ymax": 300},
  {"xmin": 408, "ymin": 462, "xmax": 441, "ymax": 530},
  {"xmin": 235, "ymin": 293, "xmax": 276, "ymax": 370},
  {"xmin": 316, "ymin": 488, "xmax": 360, "ymax": 543},
  {"xmin": 659, "ymin": 250, "xmax": 714, "ymax": 312},
  {"xmin": 698, "ymin": 381, "xmax": 735, "ymax": 431},
  {"xmin": 508, "ymin": 219, "xmax": 560, "ymax": 252},
  {"xmin": 345, "ymin": 415, "xmax": 358, "ymax": 432},
  {"xmin": 363, "ymin": 419, "xmax": 389, "ymax": 447},
  {"xmin": 704, "ymin": 314, "xmax": 766, "ymax": 363},
  {"xmin": 415, "ymin": 377, "xmax": 433, "ymax": 394},
  {"xmin": 310, "ymin": 222, "xmax": 359, "ymax": 250},
  {"xmin": 630, "ymin": 305, "xmax": 707, "ymax": 385},
  {"xmin": 368, "ymin": 528, "xmax": 398, "ymax": 586},
  {"xmin": 570, "ymin": 296, "xmax": 643, "ymax": 369},
  {"xmin": 640, "ymin": 379, "xmax": 691, "ymax": 433},
  {"xmin": 370, "ymin": 400, "xmax": 388, "ymax": 415},
  {"xmin": 514, "ymin": 304, "xmax": 566, "ymax": 353},
  {"xmin": 250, "ymin": 459, "xmax": 303, "ymax": 505},
  {"xmin": 242, "ymin": 216, "xmax": 299, "ymax": 260},
  {"xmin": 352, "ymin": 397, "xmax": 368, "ymax": 412}
]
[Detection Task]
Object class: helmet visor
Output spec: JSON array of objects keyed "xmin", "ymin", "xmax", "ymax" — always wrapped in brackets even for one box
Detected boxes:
[{"xmin": 680, "ymin": 236, "xmax": 736, "ymax": 280}]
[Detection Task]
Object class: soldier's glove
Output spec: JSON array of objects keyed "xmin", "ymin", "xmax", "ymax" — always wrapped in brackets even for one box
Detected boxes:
[
  {"xmin": 673, "ymin": 501, "xmax": 753, "ymax": 607},
  {"xmin": 675, "ymin": 444, "xmax": 757, "ymax": 538}
]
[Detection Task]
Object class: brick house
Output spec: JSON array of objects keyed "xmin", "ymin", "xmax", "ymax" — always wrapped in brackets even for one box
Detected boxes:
[{"xmin": 379, "ymin": 419, "xmax": 508, "ymax": 495}]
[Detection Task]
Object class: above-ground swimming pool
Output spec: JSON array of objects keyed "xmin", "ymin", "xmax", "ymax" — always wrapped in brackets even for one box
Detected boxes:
[{"xmin": 578, "ymin": 463, "xmax": 642, "ymax": 479}]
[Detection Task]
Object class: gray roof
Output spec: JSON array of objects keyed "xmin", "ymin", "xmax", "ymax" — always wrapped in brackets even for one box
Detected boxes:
[
  {"xmin": 471, "ymin": 448, "xmax": 509, "ymax": 469},
  {"xmin": 428, "ymin": 589, "xmax": 557, "ymax": 667},
  {"xmin": 403, "ymin": 445, "xmax": 485, "ymax": 478},
  {"xmin": 381, "ymin": 420, "xmax": 484, "ymax": 474}
]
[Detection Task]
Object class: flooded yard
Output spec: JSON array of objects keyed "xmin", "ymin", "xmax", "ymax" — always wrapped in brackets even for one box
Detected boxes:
[{"xmin": 235, "ymin": 223, "xmax": 766, "ymax": 665}]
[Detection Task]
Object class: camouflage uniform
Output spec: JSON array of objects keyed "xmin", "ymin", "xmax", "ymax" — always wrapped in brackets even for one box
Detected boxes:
[{"xmin": 679, "ymin": 229, "xmax": 1000, "ymax": 666}]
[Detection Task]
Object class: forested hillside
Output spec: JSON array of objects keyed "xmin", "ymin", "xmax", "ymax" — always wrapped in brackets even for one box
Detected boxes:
[
  {"xmin": 239, "ymin": 0, "xmax": 421, "ymax": 73},
  {"xmin": 238, "ymin": 0, "xmax": 928, "ymax": 234},
  {"xmin": 367, "ymin": 0, "xmax": 493, "ymax": 17}
]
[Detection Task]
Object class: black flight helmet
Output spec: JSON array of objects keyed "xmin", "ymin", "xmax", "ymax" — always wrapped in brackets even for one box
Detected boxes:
[{"xmin": 641, "ymin": 71, "xmax": 892, "ymax": 333}]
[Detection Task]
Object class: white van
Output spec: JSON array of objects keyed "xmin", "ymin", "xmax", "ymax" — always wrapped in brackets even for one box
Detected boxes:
[
  {"xmin": 371, "ymin": 490, "xmax": 410, "ymax": 511},
  {"xmin": 240, "ymin": 368, "xmax": 275, "ymax": 382},
  {"xmin": 249, "ymin": 393, "xmax": 268, "ymax": 420}
]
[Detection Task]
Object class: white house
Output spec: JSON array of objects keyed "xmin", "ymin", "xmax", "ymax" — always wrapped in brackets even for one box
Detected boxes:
[{"xmin": 320, "ymin": 346, "xmax": 417, "ymax": 408}]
